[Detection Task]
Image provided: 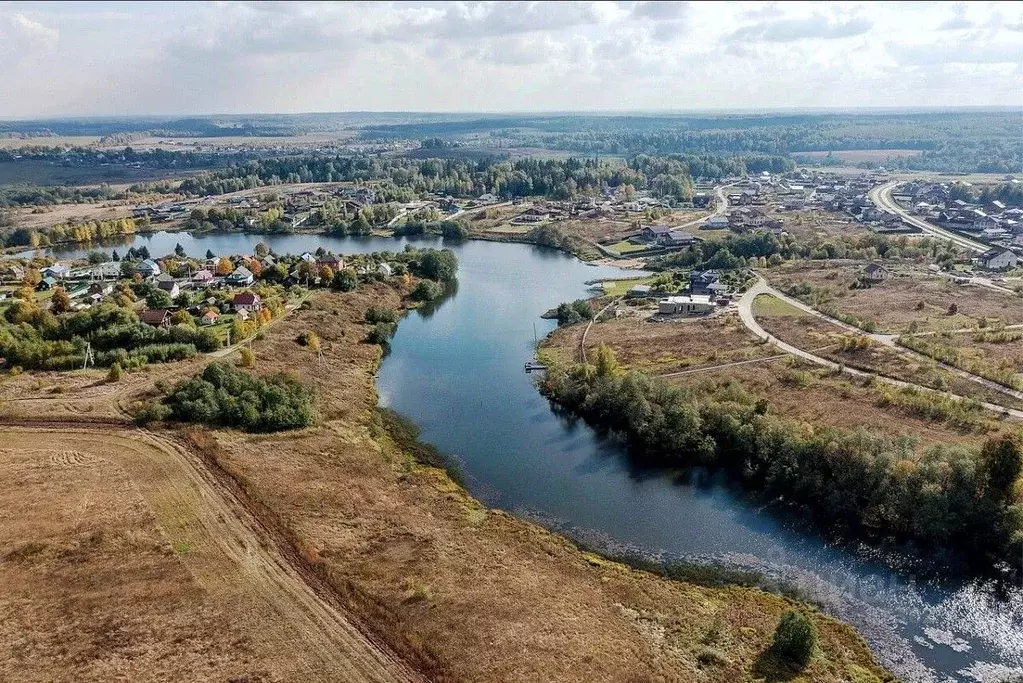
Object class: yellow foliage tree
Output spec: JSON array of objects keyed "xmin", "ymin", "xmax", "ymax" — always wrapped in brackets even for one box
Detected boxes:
[{"xmin": 216, "ymin": 257, "xmax": 234, "ymax": 276}]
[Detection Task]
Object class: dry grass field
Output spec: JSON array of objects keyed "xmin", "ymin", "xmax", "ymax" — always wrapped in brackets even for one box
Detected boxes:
[
  {"xmin": 546, "ymin": 312, "xmax": 777, "ymax": 374},
  {"xmin": 768, "ymin": 262, "xmax": 1023, "ymax": 334},
  {"xmin": 0, "ymin": 427, "xmax": 415, "ymax": 683},
  {"xmin": 752, "ymin": 294, "xmax": 1023, "ymax": 411}
]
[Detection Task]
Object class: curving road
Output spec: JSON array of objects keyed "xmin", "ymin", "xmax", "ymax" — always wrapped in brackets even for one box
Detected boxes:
[
  {"xmin": 736, "ymin": 279, "xmax": 1023, "ymax": 420},
  {"xmin": 868, "ymin": 181, "xmax": 987, "ymax": 253}
]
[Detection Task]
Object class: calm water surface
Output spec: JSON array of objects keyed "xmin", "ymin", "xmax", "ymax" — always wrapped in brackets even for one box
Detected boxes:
[{"xmin": 41, "ymin": 232, "xmax": 1023, "ymax": 682}]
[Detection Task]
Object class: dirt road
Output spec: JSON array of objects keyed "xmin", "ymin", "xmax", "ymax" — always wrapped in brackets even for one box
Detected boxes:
[{"xmin": 0, "ymin": 424, "xmax": 421, "ymax": 683}]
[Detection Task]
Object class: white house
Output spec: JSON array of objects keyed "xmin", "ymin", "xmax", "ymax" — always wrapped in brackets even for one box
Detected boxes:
[
  {"xmin": 138, "ymin": 259, "xmax": 161, "ymax": 277},
  {"xmin": 658, "ymin": 294, "xmax": 715, "ymax": 316}
]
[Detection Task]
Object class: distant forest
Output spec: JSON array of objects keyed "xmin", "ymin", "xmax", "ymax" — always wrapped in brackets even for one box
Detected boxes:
[
  {"xmin": 0, "ymin": 110, "xmax": 1018, "ymax": 179},
  {"xmin": 356, "ymin": 111, "xmax": 1022, "ymax": 174}
]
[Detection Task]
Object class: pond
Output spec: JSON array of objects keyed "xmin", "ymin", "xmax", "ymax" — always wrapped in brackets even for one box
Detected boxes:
[{"xmin": 33, "ymin": 231, "xmax": 1023, "ymax": 682}]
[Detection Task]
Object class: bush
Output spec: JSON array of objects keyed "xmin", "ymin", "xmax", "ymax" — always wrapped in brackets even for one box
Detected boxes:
[
  {"xmin": 771, "ymin": 610, "xmax": 818, "ymax": 668},
  {"xmin": 134, "ymin": 400, "xmax": 172, "ymax": 426},
  {"xmin": 160, "ymin": 362, "xmax": 316, "ymax": 432},
  {"xmin": 365, "ymin": 306, "xmax": 399, "ymax": 324},
  {"xmin": 366, "ymin": 322, "xmax": 395, "ymax": 345},
  {"xmin": 239, "ymin": 347, "xmax": 255, "ymax": 367},
  {"xmin": 411, "ymin": 279, "xmax": 441, "ymax": 301},
  {"xmin": 106, "ymin": 362, "xmax": 123, "ymax": 382},
  {"xmin": 296, "ymin": 331, "xmax": 320, "ymax": 350}
]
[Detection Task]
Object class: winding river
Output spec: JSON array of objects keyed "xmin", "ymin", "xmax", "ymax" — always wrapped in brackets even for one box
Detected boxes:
[{"xmin": 38, "ymin": 232, "xmax": 1023, "ymax": 682}]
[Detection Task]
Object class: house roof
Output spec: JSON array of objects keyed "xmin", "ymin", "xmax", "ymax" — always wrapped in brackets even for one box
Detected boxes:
[
  {"xmin": 40, "ymin": 276, "xmax": 57, "ymax": 286},
  {"xmin": 140, "ymin": 309, "xmax": 170, "ymax": 324},
  {"xmin": 230, "ymin": 266, "xmax": 253, "ymax": 278},
  {"xmin": 667, "ymin": 231, "xmax": 694, "ymax": 241},
  {"xmin": 981, "ymin": 248, "xmax": 1010, "ymax": 259},
  {"xmin": 202, "ymin": 309, "xmax": 220, "ymax": 319},
  {"xmin": 317, "ymin": 254, "xmax": 342, "ymax": 264},
  {"xmin": 863, "ymin": 263, "xmax": 887, "ymax": 274},
  {"xmin": 232, "ymin": 292, "xmax": 261, "ymax": 305},
  {"xmin": 140, "ymin": 259, "xmax": 159, "ymax": 270},
  {"xmin": 155, "ymin": 272, "xmax": 175, "ymax": 282},
  {"xmin": 193, "ymin": 269, "xmax": 214, "ymax": 280},
  {"xmin": 646, "ymin": 226, "xmax": 672, "ymax": 235}
]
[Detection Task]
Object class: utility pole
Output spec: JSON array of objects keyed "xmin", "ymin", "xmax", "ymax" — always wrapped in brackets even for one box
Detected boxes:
[{"xmin": 82, "ymin": 342, "xmax": 94, "ymax": 370}]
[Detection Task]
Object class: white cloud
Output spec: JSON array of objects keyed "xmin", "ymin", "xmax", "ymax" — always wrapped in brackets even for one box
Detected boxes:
[{"xmin": 0, "ymin": 0, "xmax": 1019, "ymax": 117}]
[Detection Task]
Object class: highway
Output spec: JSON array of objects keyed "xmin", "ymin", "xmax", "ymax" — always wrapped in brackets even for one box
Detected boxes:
[{"xmin": 868, "ymin": 181, "xmax": 988, "ymax": 253}]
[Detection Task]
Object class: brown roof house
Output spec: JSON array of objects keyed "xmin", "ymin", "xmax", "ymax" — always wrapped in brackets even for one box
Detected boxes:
[{"xmin": 140, "ymin": 309, "xmax": 171, "ymax": 327}]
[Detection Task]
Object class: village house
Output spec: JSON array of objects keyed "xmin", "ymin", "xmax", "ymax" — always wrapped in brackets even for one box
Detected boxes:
[
  {"xmin": 658, "ymin": 294, "xmax": 715, "ymax": 316},
  {"xmin": 88, "ymin": 282, "xmax": 113, "ymax": 297},
  {"xmin": 155, "ymin": 273, "xmax": 180, "ymax": 298},
  {"xmin": 192, "ymin": 269, "xmax": 215, "ymax": 285},
  {"xmin": 232, "ymin": 292, "xmax": 263, "ymax": 312},
  {"xmin": 377, "ymin": 262, "xmax": 393, "ymax": 277},
  {"xmin": 861, "ymin": 263, "xmax": 891, "ymax": 282},
  {"xmin": 138, "ymin": 259, "xmax": 161, "ymax": 278},
  {"xmin": 627, "ymin": 284, "xmax": 653, "ymax": 298},
  {"xmin": 140, "ymin": 309, "xmax": 171, "ymax": 328},
  {"xmin": 640, "ymin": 226, "xmax": 672, "ymax": 242},
  {"xmin": 236, "ymin": 308, "xmax": 251, "ymax": 322},
  {"xmin": 690, "ymin": 270, "xmax": 725, "ymax": 296},
  {"xmin": 665, "ymin": 230, "xmax": 696, "ymax": 246},
  {"xmin": 41, "ymin": 264, "xmax": 69, "ymax": 280},
  {"xmin": 36, "ymin": 276, "xmax": 57, "ymax": 291},
  {"xmin": 316, "ymin": 253, "xmax": 344, "ymax": 272},
  {"xmin": 978, "ymin": 248, "xmax": 1018, "ymax": 271},
  {"xmin": 703, "ymin": 216, "xmax": 730, "ymax": 230},
  {"xmin": 201, "ymin": 309, "xmax": 221, "ymax": 326},
  {"xmin": 226, "ymin": 266, "xmax": 254, "ymax": 287},
  {"xmin": 2, "ymin": 265, "xmax": 25, "ymax": 282}
]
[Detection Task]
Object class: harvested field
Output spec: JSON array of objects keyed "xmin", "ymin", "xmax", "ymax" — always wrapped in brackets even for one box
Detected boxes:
[
  {"xmin": 0, "ymin": 427, "xmax": 415, "ymax": 683},
  {"xmin": 768, "ymin": 262, "xmax": 1023, "ymax": 334},
  {"xmin": 8, "ymin": 202, "xmax": 134, "ymax": 231},
  {"xmin": 798, "ymin": 149, "xmax": 923, "ymax": 162}
]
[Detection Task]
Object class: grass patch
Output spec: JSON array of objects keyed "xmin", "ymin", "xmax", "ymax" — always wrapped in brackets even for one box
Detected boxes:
[
  {"xmin": 606, "ymin": 240, "xmax": 649, "ymax": 255},
  {"xmin": 752, "ymin": 294, "xmax": 808, "ymax": 317}
]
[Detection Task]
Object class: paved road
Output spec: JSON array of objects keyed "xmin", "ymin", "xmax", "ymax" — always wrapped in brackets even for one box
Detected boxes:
[
  {"xmin": 869, "ymin": 182, "xmax": 987, "ymax": 253},
  {"xmin": 736, "ymin": 280, "xmax": 1023, "ymax": 419}
]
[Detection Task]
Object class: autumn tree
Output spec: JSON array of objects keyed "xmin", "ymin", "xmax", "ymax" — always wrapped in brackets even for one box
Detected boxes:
[
  {"xmin": 50, "ymin": 287, "xmax": 72, "ymax": 314},
  {"xmin": 216, "ymin": 257, "xmax": 233, "ymax": 276}
]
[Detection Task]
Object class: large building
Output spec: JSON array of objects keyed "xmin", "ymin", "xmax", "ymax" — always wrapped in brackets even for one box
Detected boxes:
[{"xmin": 658, "ymin": 294, "xmax": 715, "ymax": 316}]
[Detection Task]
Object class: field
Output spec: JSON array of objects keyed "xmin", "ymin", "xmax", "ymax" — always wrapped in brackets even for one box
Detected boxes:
[
  {"xmin": 776, "ymin": 209, "xmax": 874, "ymax": 240},
  {"xmin": 7, "ymin": 202, "xmax": 135, "ymax": 231},
  {"xmin": 0, "ymin": 282, "xmax": 893, "ymax": 683},
  {"xmin": 0, "ymin": 160, "xmax": 185, "ymax": 186},
  {"xmin": 767, "ymin": 262, "xmax": 1023, "ymax": 334},
  {"xmin": 0, "ymin": 426, "xmax": 413, "ymax": 683},
  {"xmin": 752, "ymin": 293, "xmax": 1023, "ymax": 412},
  {"xmin": 546, "ymin": 311, "xmax": 777, "ymax": 375}
]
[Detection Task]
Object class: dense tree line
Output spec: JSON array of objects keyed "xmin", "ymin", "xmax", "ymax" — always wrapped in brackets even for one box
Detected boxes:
[
  {"xmin": 539, "ymin": 347, "xmax": 1023, "ymax": 570},
  {"xmin": 0, "ymin": 302, "xmax": 220, "ymax": 371}
]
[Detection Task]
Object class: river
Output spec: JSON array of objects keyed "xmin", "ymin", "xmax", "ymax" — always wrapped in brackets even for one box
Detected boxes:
[{"xmin": 35, "ymin": 231, "xmax": 1023, "ymax": 682}]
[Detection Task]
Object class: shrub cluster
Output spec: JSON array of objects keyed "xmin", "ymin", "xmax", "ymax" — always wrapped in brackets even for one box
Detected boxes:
[{"xmin": 148, "ymin": 362, "xmax": 316, "ymax": 432}]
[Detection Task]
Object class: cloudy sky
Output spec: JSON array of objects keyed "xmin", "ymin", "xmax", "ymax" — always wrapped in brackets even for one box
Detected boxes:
[{"xmin": 0, "ymin": 1, "xmax": 1020, "ymax": 118}]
